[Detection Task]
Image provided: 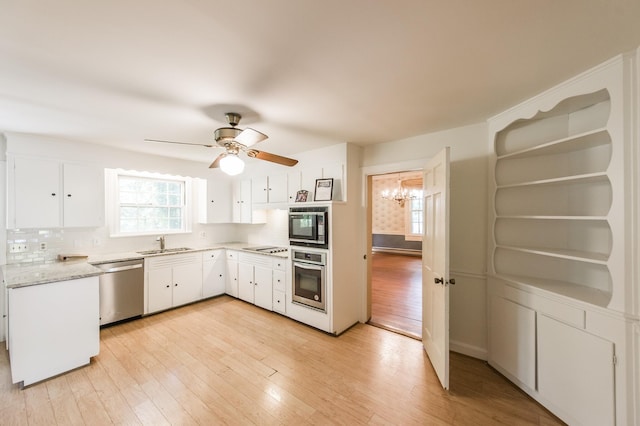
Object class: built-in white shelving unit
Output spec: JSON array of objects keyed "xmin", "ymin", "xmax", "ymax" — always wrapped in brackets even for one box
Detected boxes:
[{"xmin": 487, "ymin": 52, "xmax": 639, "ymax": 426}]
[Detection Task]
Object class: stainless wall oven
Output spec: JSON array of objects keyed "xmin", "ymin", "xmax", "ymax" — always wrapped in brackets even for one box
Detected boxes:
[
  {"xmin": 288, "ymin": 206, "xmax": 328, "ymax": 249},
  {"xmin": 292, "ymin": 249, "xmax": 326, "ymax": 312}
]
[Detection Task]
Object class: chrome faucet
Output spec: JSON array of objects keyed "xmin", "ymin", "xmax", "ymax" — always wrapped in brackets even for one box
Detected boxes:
[{"xmin": 157, "ymin": 235, "xmax": 166, "ymax": 251}]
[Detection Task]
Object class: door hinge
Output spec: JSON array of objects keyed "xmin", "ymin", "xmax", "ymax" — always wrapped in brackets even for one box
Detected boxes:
[{"xmin": 613, "ymin": 354, "xmax": 617, "ymax": 366}]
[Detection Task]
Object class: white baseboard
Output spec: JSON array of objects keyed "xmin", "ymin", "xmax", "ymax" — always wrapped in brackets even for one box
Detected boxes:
[{"xmin": 450, "ymin": 339, "xmax": 487, "ymax": 360}]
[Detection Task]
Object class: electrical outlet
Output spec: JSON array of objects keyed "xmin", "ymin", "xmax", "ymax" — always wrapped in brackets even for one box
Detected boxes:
[
  {"xmin": 40, "ymin": 242, "xmax": 47, "ymax": 250},
  {"xmin": 200, "ymin": 231, "xmax": 206, "ymax": 238},
  {"xmin": 9, "ymin": 243, "xmax": 28, "ymax": 253}
]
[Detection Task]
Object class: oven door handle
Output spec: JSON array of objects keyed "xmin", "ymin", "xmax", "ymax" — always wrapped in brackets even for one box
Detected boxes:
[{"xmin": 293, "ymin": 261, "xmax": 324, "ymax": 271}]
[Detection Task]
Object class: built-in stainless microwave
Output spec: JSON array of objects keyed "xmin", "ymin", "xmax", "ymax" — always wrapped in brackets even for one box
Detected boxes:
[{"xmin": 288, "ymin": 206, "xmax": 328, "ymax": 249}]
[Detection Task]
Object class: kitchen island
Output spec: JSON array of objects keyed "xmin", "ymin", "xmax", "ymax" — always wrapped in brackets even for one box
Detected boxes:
[{"xmin": 2, "ymin": 261, "xmax": 102, "ymax": 387}]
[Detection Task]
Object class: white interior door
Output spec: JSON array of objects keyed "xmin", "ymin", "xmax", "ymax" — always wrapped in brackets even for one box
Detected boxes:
[{"xmin": 422, "ymin": 147, "xmax": 450, "ymax": 389}]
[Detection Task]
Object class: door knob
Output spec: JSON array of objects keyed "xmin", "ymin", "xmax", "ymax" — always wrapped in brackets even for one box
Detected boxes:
[
  {"xmin": 434, "ymin": 277, "xmax": 443, "ymax": 284},
  {"xmin": 447, "ymin": 278, "xmax": 456, "ymax": 285}
]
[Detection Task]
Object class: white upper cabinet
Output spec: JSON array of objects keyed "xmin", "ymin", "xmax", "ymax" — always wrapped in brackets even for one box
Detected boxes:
[
  {"xmin": 251, "ymin": 173, "xmax": 288, "ymax": 204},
  {"xmin": 232, "ymin": 179, "xmax": 264, "ymax": 223},
  {"xmin": 62, "ymin": 163, "xmax": 105, "ymax": 228},
  {"xmin": 9, "ymin": 157, "xmax": 104, "ymax": 229},
  {"xmin": 198, "ymin": 177, "xmax": 232, "ymax": 224}
]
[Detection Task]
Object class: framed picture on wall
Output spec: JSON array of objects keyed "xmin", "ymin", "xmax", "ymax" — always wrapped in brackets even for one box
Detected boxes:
[{"xmin": 314, "ymin": 178, "xmax": 333, "ymax": 201}]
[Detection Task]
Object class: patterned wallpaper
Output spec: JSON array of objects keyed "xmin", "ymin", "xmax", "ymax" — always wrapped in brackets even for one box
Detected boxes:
[{"xmin": 372, "ymin": 171, "xmax": 422, "ymax": 235}]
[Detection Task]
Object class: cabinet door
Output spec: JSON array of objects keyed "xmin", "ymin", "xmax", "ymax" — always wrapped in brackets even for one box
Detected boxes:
[
  {"xmin": 254, "ymin": 265, "xmax": 273, "ymax": 311},
  {"xmin": 63, "ymin": 163, "xmax": 104, "ymax": 227},
  {"xmin": 238, "ymin": 262, "xmax": 255, "ymax": 303},
  {"xmin": 488, "ymin": 296, "xmax": 536, "ymax": 390},
  {"xmin": 12, "ymin": 157, "xmax": 61, "ymax": 228},
  {"xmin": 226, "ymin": 259, "xmax": 239, "ymax": 298},
  {"xmin": 252, "ymin": 176, "xmax": 269, "ymax": 204},
  {"xmin": 538, "ymin": 314, "xmax": 615, "ymax": 426},
  {"xmin": 203, "ymin": 251, "xmax": 225, "ymax": 298},
  {"xmin": 148, "ymin": 266, "xmax": 173, "ymax": 313},
  {"xmin": 172, "ymin": 263, "xmax": 203, "ymax": 307},
  {"xmin": 267, "ymin": 173, "xmax": 288, "ymax": 203},
  {"xmin": 205, "ymin": 178, "xmax": 232, "ymax": 223}
]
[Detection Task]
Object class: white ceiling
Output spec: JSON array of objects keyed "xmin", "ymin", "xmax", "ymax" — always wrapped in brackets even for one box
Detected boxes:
[{"xmin": 2, "ymin": 0, "xmax": 640, "ymax": 164}]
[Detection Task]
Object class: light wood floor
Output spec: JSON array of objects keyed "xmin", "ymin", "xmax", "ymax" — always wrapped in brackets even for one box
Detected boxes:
[
  {"xmin": 0, "ymin": 296, "xmax": 563, "ymax": 425},
  {"xmin": 370, "ymin": 252, "xmax": 422, "ymax": 338}
]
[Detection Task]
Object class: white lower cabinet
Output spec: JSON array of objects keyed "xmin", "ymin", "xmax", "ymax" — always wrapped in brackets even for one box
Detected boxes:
[
  {"xmin": 202, "ymin": 250, "xmax": 225, "ymax": 298},
  {"xmin": 226, "ymin": 251, "xmax": 239, "ymax": 297},
  {"xmin": 236, "ymin": 252, "xmax": 284, "ymax": 311},
  {"xmin": 488, "ymin": 280, "xmax": 623, "ymax": 426},
  {"xmin": 8, "ymin": 277, "xmax": 100, "ymax": 386},
  {"xmin": 272, "ymin": 269, "xmax": 287, "ymax": 314},
  {"xmin": 238, "ymin": 255, "xmax": 273, "ymax": 310},
  {"xmin": 488, "ymin": 296, "xmax": 536, "ymax": 390},
  {"xmin": 537, "ymin": 314, "xmax": 615, "ymax": 426},
  {"xmin": 146, "ymin": 253, "xmax": 203, "ymax": 313}
]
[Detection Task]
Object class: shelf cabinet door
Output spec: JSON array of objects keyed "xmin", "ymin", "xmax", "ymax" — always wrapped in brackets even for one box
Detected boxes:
[
  {"xmin": 253, "ymin": 265, "xmax": 273, "ymax": 311},
  {"xmin": 172, "ymin": 263, "xmax": 203, "ymax": 307},
  {"xmin": 238, "ymin": 262, "xmax": 255, "ymax": 303},
  {"xmin": 148, "ymin": 266, "xmax": 173, "ymax": 313},
  {"xmin": 538, "ymin": 314, "xmax": 615, "ymax": 426},
  {"xmin": 63, "ymin": 163, "xmax": 104, "ymax": 227},
  {"xmin": 203, "ymin": 178, "xmax": 232, "ymax": 223},
  {"xmin": 267, "ymin": 173, "xmax": 288, "ymax": 203},
  {"xmin": 12, "ymin": 157, "xmax": 61, "ymax": 229},
  {"xmin": 488, "ymin": 295, "xmax": 536, "ymax": 390},
  {"xmin": 203, "ymin": 251, "xmax": 225, "ymax": 298},
  {"xmin": 226, "ymin": 258, "xmax": 239, "ymax": 298},
  {"xmin": 251, "ymin": 176, "xmax": 269, "ymax": 204}
]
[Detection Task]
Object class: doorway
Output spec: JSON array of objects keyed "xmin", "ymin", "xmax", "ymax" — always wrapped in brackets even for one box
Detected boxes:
[{"xmin": 367, "ymin": 171, "xmax": 423, "ymax": 339}]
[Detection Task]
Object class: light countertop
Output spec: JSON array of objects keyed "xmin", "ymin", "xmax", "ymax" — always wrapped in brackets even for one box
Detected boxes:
[{"xmin": 3, "ymin": 242, "xmax": 289, "ymax": 289}]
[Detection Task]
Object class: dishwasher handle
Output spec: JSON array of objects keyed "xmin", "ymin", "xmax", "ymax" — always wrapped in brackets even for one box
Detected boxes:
[{"xmin": 96, "ymin": 261, "xmax": 143, "ymax": 274}]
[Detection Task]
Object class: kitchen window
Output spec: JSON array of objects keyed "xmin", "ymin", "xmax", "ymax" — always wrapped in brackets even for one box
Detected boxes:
[{"xmin": 107, "ymin": 169, "xmax": 192, "ymax": 236}]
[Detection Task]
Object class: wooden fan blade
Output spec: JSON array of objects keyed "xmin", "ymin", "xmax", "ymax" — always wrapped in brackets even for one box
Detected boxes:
[
  {"xmin": 234, "ymin": 128, "xmax": 268, "ymax": 147},
  {"xmin": 209, "ymin": 153, "xmax": 226, "ymax": 168},
  {"xmin": 247, "ymin": 149, "xmax": 298, "ymax": 166},
  {"xmin": 145, "ymin": 138, "xmax": 214, "ymax": 148}
]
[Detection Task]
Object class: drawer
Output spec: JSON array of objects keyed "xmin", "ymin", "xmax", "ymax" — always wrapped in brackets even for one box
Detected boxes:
[
  {"xmin": 202, "ymin": 250, "xmax": 222, "ymax": 261},
  {"xmin": 273, "ymin": 290, "xmax": 286, "ymax": 314},
  {"xmin": 273, "ymin": 258, "xmax": 287, "ymax": 271},
  {"xmin": 273, "ymin": 270, "xmax": 286, "ymax": 292}
]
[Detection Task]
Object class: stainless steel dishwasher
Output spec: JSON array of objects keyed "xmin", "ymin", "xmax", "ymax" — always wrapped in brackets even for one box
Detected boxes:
[{"xmin": 96, "ymin": 259, "xmax": 144, "ymax": 326}]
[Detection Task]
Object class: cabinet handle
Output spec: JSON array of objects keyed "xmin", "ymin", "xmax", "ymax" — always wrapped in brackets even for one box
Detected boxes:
[
  {"xmin": 51, "ymin": 193, "xmax": 56, "ymax": 196},
  {"xmin": 219, "ymin": 274, "xmax": 223, "ymax": 277},
  {"xmin": 166, "ymin": 285, "xmax": 170, "ymax": 288},
  {"xmin": 67, "ymin": 194, "xmax": 72, "ymax": 197},
  {"xmin": 434, "ymin": 277, "xmax": 443, "ymax": 284},
  {"xmin": 175, "ymin": 283, "xmax": 178, "ymax": 286},
  {"xmin": 211, "ymin": 200, "xmax": 214, "ymax": 203}
]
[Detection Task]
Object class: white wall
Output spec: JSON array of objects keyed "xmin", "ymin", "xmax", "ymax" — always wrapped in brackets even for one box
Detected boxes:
[
  {"xmin": 362, "ymin": 122, "xmax": 491, "ymax": 359},
  {"xmin": 2, "ymin": 132, "xmax": 240, "ymax": 259}
]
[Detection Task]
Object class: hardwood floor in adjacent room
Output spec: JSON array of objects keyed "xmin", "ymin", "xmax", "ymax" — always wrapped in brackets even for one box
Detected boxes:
[
  {"xmin": 370, "ymin": 252, "xmax": 422, "ymax": 338},
  {"xmin": 0, "ymin": 296, "xmax": 563, "ymax": 425}
]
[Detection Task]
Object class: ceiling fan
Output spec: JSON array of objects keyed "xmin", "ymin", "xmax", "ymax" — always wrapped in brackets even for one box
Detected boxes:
[{"xmin": 145, "ymin": 112, "xmax": 298, "ymax": 175}]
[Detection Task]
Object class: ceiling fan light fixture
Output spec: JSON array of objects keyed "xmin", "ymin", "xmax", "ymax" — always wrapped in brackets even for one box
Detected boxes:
[{"xmin": 219, "ymin": 153, "xmax": 245, "ymax": 176}]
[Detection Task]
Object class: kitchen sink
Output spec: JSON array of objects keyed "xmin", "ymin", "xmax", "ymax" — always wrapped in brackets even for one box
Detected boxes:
[{"xmin": 137, "ymin": 247, "xmax": 193, "ymax": 255}]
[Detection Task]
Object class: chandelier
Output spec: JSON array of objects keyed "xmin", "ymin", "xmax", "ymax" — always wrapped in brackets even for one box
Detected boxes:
[{"xmin": 381, "ymin": 179, "xmax": 420, "ymax": 207}]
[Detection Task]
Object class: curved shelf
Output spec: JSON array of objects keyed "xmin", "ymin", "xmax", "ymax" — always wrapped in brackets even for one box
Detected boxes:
[
  {"xmin": 496, "ymin": 244, "xmax": 609, "ymax": 265},
  {"xmin": 496, "ymin": 172, "xmax": 608, "ymax": 189},
  {"xmin": 497, "ymin": 128, "xmax": 610, "ymax": 161},
  {"xmin": 494, "ymin": 273, "xmax": 612, "ymax": 308}
]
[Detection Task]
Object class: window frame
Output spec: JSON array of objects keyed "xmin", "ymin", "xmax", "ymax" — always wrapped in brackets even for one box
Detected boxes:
[
  {"xmin": 405, "ymin": 192, "xmax": 423, "ymax": 242},
  {"xmin": 106, "ymin": 169, "xmax": 193, "ymax": 237}
]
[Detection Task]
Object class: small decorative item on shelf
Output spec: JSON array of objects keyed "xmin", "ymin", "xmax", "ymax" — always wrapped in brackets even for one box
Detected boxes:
[
  {"xmin": 314, "ymin": 178, "xmax": 333, "ymax": 201},
  {"xmin": 295, "ymin": 190, "xmax": 308, "ymax": 202}
]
